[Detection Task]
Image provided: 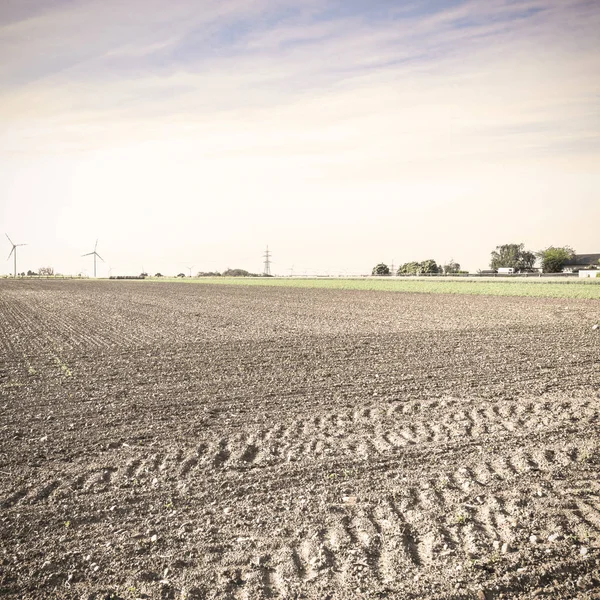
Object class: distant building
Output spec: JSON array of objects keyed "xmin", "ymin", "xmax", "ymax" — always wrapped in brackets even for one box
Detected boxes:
[{"xmin": 562, "ymin": 254, "xmax": 600, "ymax": 273}]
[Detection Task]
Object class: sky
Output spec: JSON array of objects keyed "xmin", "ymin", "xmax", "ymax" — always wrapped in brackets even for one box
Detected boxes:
[{"xmin": 0, "ymin": 0, "xmax": 599, "ymax": 276}]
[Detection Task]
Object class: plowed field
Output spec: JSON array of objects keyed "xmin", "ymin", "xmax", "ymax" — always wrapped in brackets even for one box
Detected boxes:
[{"xmin": 1, "ymin": 280, "xmax": 599, "ymax": 599}]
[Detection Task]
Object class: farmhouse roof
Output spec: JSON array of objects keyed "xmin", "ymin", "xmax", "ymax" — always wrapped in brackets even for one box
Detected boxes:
[{"xmin": 563, "ymin": 253, "xmax": 600, "ymax": 267}]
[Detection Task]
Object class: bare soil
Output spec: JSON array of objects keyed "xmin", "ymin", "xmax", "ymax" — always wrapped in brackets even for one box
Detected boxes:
[{"xmin": 1, "ymin": 280, "xmax": 599, "ymax": 600}]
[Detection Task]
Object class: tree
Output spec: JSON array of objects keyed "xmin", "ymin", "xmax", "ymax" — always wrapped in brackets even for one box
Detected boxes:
[
  {"xmin": 443, "ymin": 259, "xmax": 461, "ymax": 274},
  {"xmin": 154, "ymin": 273, "xmax": 163, "ymax": 277},
  {"xmin": 38, "ymin": 266, "xmax": 54, "ymax": 276},
  {"xmin": 197, "ymin": 271, "xmax": 221, "ymax": 277},
  {"xmin": 419, "ymin": 259, "xmax": 440, "ymax": 274},
  {"xmin": 223, "ymin": 268, "xmax": 251, "ymax": 277},
  {"xmin": 397, "ymin": 260, "xmax": 440, "ymax": 275},
  {"xmin": 372, "ymin": 263, "xmax": 390, "ymax": 276},
  {"xmin": 490, "ymin": 243, "xmax": 536, "ymax": 272},
  {"xmin": 536, "ymin": 246, "xmax": 575, "ymax": 273},
  {"xmin": 177, "ymin": 273, "xmax": 186, "ymax": 278},
  {"xmin": 398, "ymin": 262, "xmax": 420, "ymax": 275}
]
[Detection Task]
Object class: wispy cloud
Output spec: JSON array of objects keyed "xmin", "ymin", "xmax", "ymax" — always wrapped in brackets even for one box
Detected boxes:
[{"xmin": 2, "ymin": 1, "xmax": 598, "ymax": 120}]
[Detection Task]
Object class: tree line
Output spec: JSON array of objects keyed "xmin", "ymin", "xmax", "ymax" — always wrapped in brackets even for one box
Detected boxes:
[
  {"xmin": 373, "ymin": 243, "xmax": 596, "ymax": 276},
  {"xmin": 490, "ymin": 243, "xmax": 578, "ymax": 273},
  {"xmin": 19, "ymin": 267, "xmax": 56, "ymax": 277},
  {"xmin": 372, "ymin": 259, "xmax": 463, "ymax": 276}
]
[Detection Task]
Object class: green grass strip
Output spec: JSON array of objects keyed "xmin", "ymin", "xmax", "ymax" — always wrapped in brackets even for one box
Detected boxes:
[{"xmin": 141, "ymin": 277, "xmax": 600, "ymax": 299}]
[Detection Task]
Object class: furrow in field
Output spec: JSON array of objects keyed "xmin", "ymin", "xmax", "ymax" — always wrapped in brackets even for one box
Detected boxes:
[
  {"xmin": 0, "ymin": 298, "xmax": 18, "ymax": 357},
  {"xmin": 25, "ymin": 298, "xmax": 88, "ymax": 351},
  {"xmin": 3, "ymin": 300, "xmax": 45, "ymax": 350},
  {"xmin": 35, "ymin": 305, "xmax": 109, "ymax": 352},
  {"xmin": 0, "ymin": 298, "xmax": 75, "ymax": 378}
]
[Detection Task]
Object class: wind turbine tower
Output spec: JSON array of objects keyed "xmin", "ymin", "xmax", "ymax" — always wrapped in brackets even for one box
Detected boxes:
[
  {"xmin": 82, "ymin": 239, "xmax": 104, "ymax": 278},
  {"xmin": 263, "ymin": 246, "xmax": 272, "ymax": 276},
  {"xmin": 6, "ymin": 234, "xmax": 27, "ymax": 277}
]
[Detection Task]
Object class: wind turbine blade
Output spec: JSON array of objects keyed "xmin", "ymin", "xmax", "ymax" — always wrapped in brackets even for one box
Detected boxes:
[
  {"xmin": 5, "ymin": 233, "xmax": 14, "ymax": 246},
  {"xmin": 96, "ymin": 253, "xmax": 105, "ymax": 262},
  {"xmin": 82, "ymin": 252, "xmax": 94, "ymax": 257},
  {"xmin": 7, "ymin": 248, "xmax": 14, "ymax": 260},
  {"xmin": 94, "ymin": 239, "xmax": 98, "ymax": 251},
  {"xmin": 17, "ymin": 243, "xmax": 27, "ymax": 247}
]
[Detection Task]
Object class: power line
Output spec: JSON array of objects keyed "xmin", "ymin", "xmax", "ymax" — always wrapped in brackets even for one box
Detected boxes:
[{"xmin": 263, "ymin": 245, "xmax": 272, "ymax": 276}]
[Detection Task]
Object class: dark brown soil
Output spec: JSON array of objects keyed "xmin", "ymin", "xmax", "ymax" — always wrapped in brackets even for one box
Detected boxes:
[{"xmin": 1, "ymin": 280, "xmax": 599, "ymax": 599}]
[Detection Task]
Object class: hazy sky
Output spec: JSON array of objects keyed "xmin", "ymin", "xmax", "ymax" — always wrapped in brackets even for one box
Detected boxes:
[{"xmin": 1, "ymin": 0, "xmax": 599, "ymax": 276}]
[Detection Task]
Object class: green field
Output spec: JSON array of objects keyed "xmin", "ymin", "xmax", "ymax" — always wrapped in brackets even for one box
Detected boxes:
[{"xmin": 143, "ymin": 276, "xmax": 600, "ymax": 299}]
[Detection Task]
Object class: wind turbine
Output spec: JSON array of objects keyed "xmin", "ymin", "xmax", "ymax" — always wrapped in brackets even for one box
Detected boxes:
[
  {"xmin": 185, "ymin": 265, "xmax": 194, "ymax": 277},
  {"xmin": 6, "ymin": 234, "xmax": 27, "ymax": 277},
  {"xmin": 82, "ymin": 239, "xmax": 104, "ymax": 278}
]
